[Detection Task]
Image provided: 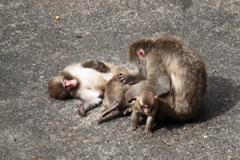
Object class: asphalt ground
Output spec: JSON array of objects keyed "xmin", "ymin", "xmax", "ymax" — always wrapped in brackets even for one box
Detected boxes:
[{"xmin": 0, "ymin": 0, "xmax": 239, "ymax": 159}]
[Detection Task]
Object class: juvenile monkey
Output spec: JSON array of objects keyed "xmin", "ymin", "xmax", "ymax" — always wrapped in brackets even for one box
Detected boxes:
[
  {"xmin": 120, "ymin": 37, "xmax": 207, "ymax": 121},
  {"xmin": 97, "ymin": 73, "xmax": 133, "ymax": 122},
  {"xmin": 131, "ymin": 91, "xmax": 158, "ymax": 138},
  {"xmin": 48, "ymin": 60, "xmax": 127, "ymax": 116}
]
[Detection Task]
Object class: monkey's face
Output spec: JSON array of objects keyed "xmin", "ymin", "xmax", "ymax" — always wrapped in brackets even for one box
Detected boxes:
[
  {"xmin": 48, "ymin": 75, "xmax": 72, "ymax": 100},
  {"xmin": 141, "ymin": 105, "xmax": 153, "ymax": 115},
  {"xmin": 61, "ymin": 79, "xmax": 77, "ymax": 92}
]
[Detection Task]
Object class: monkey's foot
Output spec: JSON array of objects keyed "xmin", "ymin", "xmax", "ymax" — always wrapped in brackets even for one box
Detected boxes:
[
  {"xmin": 143, "ymin": 130, "xmax": 153, "ymax": 138},
  {"xmin": 97, "ymin": 101, "xmax": 119, "ymax": 122},
  {"xmin": 97, "ymin": 114, "xmax": 103, "ymax": 122},
  {"xmin": 78, "ymin": 106, "xmax": 87, "ymax": 116}
]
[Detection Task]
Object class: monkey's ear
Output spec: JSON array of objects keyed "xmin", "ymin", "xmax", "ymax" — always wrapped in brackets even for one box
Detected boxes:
[
  {"xmin": 134, "ymin": 96, "xmax": 139, "ymax": 102},
  {"xmin": 154, "ymin": 95, "xmax": 159, "ymax": 100},
  {"xmin": 136, "ymin": 49, "xmax": 145, "ymax": 59}
]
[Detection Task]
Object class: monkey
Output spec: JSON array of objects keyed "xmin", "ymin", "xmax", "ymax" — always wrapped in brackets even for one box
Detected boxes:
[
  {"xmin": 48, "ymin": 60, "xmax": 128, "ymax": 116},
  {"xmin": 120, "ymin": 37, "xmax": 207, "ymax": 121},
  {"xmin": 130, "ymin": 91, "xmax": 159, "ymax": 138},
  {"xmin": 97, "ymin": 73, "xmax": 134, "ymax": 122}
]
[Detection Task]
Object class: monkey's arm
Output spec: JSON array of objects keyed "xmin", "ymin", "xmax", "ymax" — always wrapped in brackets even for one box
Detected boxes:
[
  {"xmin": 78, "ymin": 96, "xmax": 102, "ymax": 116},
  {"xmin": 82, "ymin": 60, "xmax": 110, "ymax": 73},
  {"xmin": 131, "ymin": 108, "xmax": 139, "ymax": 131},
  {"xmin": 78, "ymin": 89, "xmax": 103, "ymax": 116},
  {"xmin": 125, "ymin": 75, "xmax": 170, "ymax": 102},
  {"xmin": 144, "ymin": 115, "xmax": 156, "ymax": 138}
]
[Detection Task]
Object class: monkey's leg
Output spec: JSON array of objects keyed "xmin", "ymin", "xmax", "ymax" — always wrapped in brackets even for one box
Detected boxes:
[
  {"xmin": 97, "ymin": 101, "xmax": 119, "ymax": 122},
  {"xmin": 78, "ymin": 96, "xmax": 102, "ymax": 116}
]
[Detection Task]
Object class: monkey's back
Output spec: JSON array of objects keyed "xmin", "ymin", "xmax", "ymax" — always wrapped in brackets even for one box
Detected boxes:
[
  {"xmin": 103, "ymin": 74, "xmax": 130, "ymax": 106},
  {"xmin": 160, "ymin": 39, "xmax": 207, "ymax": 119}
]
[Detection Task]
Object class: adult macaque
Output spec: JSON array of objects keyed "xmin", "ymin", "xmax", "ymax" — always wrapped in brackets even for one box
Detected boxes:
[
  {"xmin": 121, "ymin": 37, "xmax": 207, "ymax": 121},
  {"xmin": 131, "ymin": 91, "xmax": 158, "ymax": 138},
  {"xmin": 48, "ymin": 60, "xmax": 127, "ymax": 116}
]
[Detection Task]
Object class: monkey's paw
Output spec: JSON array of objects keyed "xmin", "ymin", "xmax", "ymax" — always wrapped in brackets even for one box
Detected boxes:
[
  {"xmin": 143, "ymin": 130, "xmax": 153, "ymax": 138},
  {"xmin": 97, "ymin": 114, "xmax": 103, "ymax": 122},
  {"xmin": 78, "ymin": 106, "xmax": 87, "ymax": 116},
  {"xmin": 123, "ymin": 107, "xmax": 133, "ymax": 115},
  {"xmin": 119, "ymin": 73, "xmax": 126, "ymax": 83},
  {"xmin": 130, "ymin": 125, "xmax": 139, "ymax": 131},
  {"xmin": 119, "ymin": 73, "xmax": 129, "ymax": 84}
]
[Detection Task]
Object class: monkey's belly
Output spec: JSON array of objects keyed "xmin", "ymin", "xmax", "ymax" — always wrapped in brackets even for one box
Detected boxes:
[{"xmin": 78, "ymin": 88, "xmax": 101, "ymax": 100}]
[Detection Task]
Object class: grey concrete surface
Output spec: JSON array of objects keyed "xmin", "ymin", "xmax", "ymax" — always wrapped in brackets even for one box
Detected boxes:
[{"xmin": 1, "ymin": 0, "xmax": 240, "ymax": 159}]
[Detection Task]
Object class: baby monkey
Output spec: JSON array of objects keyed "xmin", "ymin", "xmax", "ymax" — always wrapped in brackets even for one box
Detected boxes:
[
  {"xmin": 97, "ymin": 73, "xmax": 132, "ymax": 122},
  {"xmin": 131, "ymin": 91, "xmax": 158, "ymax": 138}
]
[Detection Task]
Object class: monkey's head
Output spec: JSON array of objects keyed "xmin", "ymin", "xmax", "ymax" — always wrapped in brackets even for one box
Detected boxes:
[
  {"xmin": 127, "ymin": 38, "xmax": 157, "ymax": 62},
  {"xmin": 48, "ymin": 72, "xmax": 79, "ymax": 100},
  {"xmin": 138, "ymin": 91, "xmax": 158, "ymax": 115}
]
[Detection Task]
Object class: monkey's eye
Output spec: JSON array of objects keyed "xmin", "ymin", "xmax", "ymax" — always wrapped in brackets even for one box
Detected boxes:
[
  {"xmin": 141, "ymin": 106, "xmax": 146, "ymax": 109},
  {"xmin": 141, "ymin": 105, "xmax": 152, "ymax": 109}
]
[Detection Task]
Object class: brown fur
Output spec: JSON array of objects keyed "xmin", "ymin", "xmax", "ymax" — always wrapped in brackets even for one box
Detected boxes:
[
  {"xmin": 124, "ymin": 37, "xmax": 207, "ymax": 121},
  {"xmin": 98, "ymin": 69, "xmax": 135, "ymax": 121},
  {"xmin": 131, "ymin": 91, "xmax": 158, "ymax": 138},
  {"xmin": 48, "ymin": 71, "xmax": 79, "ymax": 100},
  {"xmin": 48, "ymin": 60, "xmax": 130, "ymax": 116},
  {"xmin": 82, "ymin": 60, "xmax": 110, "ymax": 73}
]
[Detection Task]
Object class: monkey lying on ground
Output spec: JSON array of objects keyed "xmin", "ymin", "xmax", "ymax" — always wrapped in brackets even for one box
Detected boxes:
[
  {"xmin": 97, "ymin": 73, "xmax": 135, "ymax": 122},
  {"xmin": 120, "ymin": 37, "xmax": 207, "ymax": 121},
  {"xmin": 130, "ymin": 91, "xmax": 159, "ymax": 138},
  {"xmin": 48, "ymin": 60, "xmax": 132, "ymax": 116}
]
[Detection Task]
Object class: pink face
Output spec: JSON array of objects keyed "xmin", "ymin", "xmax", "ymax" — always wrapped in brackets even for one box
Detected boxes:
[
  {"xmin": 61, "ymin": 79, "xmax": 77, "ymax": 91},
  {"xmin": 141, "ymin": 105, "xmax": 152, "ymax": 115}
]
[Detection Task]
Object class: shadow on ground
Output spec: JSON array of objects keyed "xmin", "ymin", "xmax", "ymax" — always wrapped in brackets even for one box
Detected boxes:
[
  {"xmin": 152, "ymin": 75, "xmax": 239, "ymax": 131},
  {"xmin": 197, "ymin": 76, "xmax": 239, "ymax": 122},
  {"xmin": 82, "ymin": 74, "xmax": 239, "ymax": 134}
]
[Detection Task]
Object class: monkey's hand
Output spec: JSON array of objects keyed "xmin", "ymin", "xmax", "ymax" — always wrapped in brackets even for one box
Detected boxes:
[
  {"xmin": 143, "ymin": 130, "xmax": 153, "ymax": 138},
  {"xmin": 130, "ymin": 124, "xmax": 139, "ymax": 131},
  {"xmin": 119, "ymin": 73, "xmax": 137, "ymax": 85},
  {"xmin": 78, "ymin": 106, "xmax": 87, "ymax": 116},
  {"xmin": 123, "ymin": 105, "xmax": 133, "ymax": 115}
]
